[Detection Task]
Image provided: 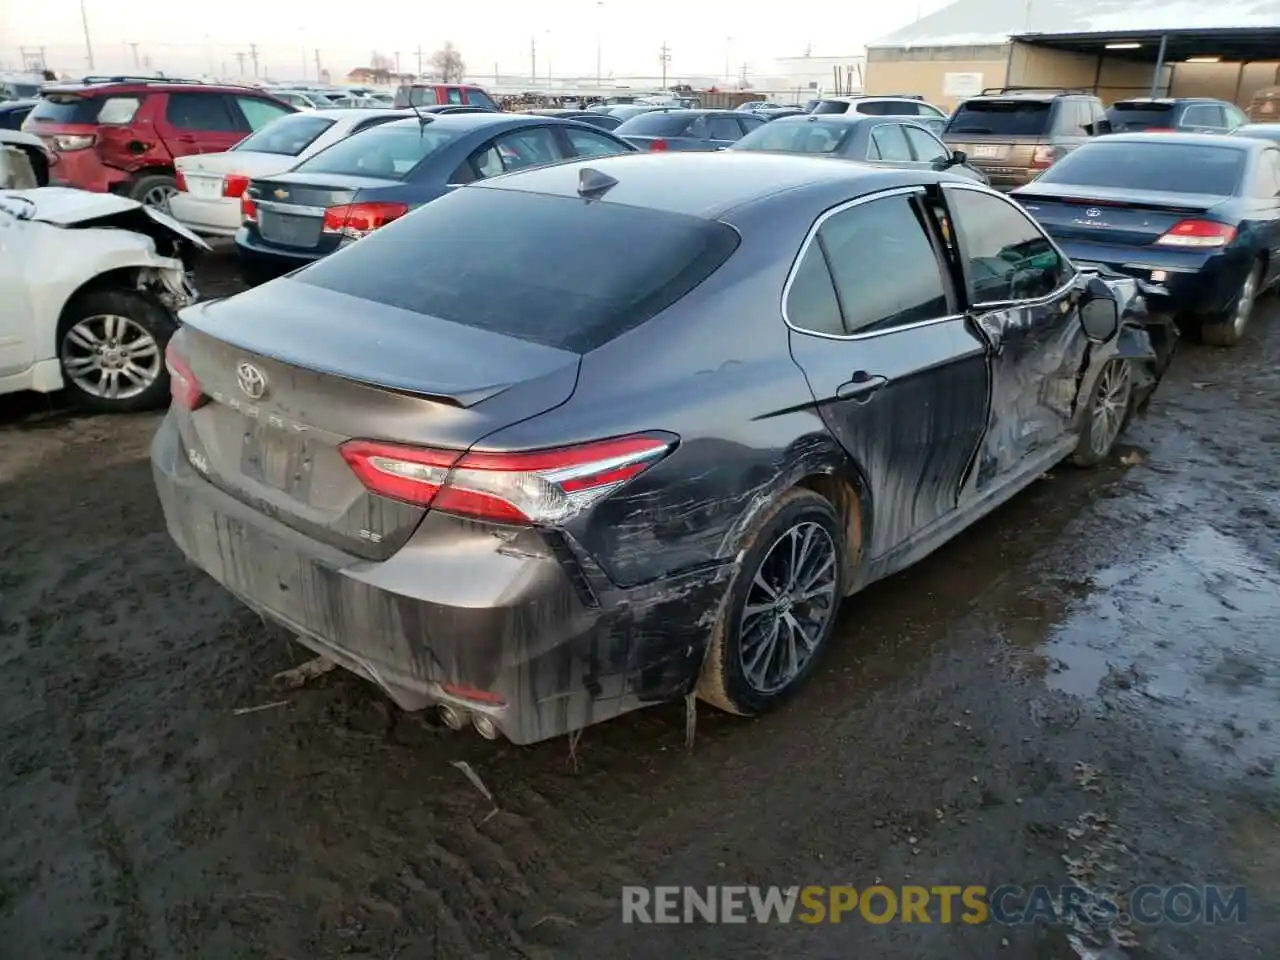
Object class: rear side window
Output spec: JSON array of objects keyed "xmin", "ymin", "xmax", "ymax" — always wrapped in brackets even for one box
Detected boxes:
[
  {"xmin": 294, "ymin": 126, "xmax": 460, "ymax": 179},
  {"xmin": 615, "ymin": 112, "xmax": 695, "ymax": 136},
  {"xmin": 466, "ymin": 89, "xmax": 499, "ymax": 110},
  {"xmin": 1104, "ymin": 102, "xmax": 1175, "ymax": 131},
  {"xmin": 786, "ymin": 245, "xmax": 844, "ymax": 336},
  {"xmin": 869, "ymin": 124, "xmax": 912, "ymax": 161},
  {"xmin": 810, "ymin": 100, "xmax": 850, "ymax": 115},
  {"xmin": 233, "ymin": 113, "xmax": 335, "ymax": 155},
  {"xmin": 1037, "ymin": 141, "xmax": 1245, "ymax": 196},
  {"xmin": 947, "ymin": 100, "xmax": 1052, "ymax": 136},
  {"xmin": 166, "ymin": 93, "xmax": 239, "ymax": 132},
  {"xmin": 294, "ymin": 188, "xmax": 741, "ymax": 353},
  {"xmin": 97, "ymin": 97, "xmax": 141, "ymax": 125},
  {"xmin": 707, "ymin": 116, "xmax": 744, "ymax": 140},
  {"xmin": 408, "ymin": 87, "xmax": 440, "ymax": 106},
  {"xmin": 27, "ymin": 95, "xmax": 103, "ymax": 124}
]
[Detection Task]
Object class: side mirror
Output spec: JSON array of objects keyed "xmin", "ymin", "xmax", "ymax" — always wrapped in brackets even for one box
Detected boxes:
[
  {"xmin": 949, "ymin": 149, "xmax": 967, "ymax": 166},
  {"xmin": 1079, "ymin": 278, "xmax": 1120, "ymax": 343},
  {"xmin": 1094, "ymin": 119, "xmax": 1113, "ymax": 135}
]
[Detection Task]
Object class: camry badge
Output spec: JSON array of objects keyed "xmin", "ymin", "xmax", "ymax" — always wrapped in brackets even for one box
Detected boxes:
[
  {"xmin": 273, "ymin": 188, "xmax": 289, "ymax": 200},
  {"xmin": 1085, "ymin": 208, "xmax": 1102, "ymax": 219},
  {"xmin": 236, "ymin": 361, "xmax": 267, "ymax": 400}
]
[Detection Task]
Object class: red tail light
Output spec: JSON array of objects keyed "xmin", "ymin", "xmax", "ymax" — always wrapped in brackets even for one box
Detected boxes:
[
  {"xmin": 441, "ymin": 683, "xmax": 506, "ymax": 705},
  {"xmin": 1144, "ymin": 127, "xmax": 1175, "ymax": 132},
  {"xmin": 648, "ymin": 138, "xmax": 669, "ymax": 152},
  {"xmin": 164, "ymin": 342, "xmax": 207, "ymax": 411},
  {"xmin": 339, "ymin": 434, "xmax": 676, "ymax": 524},
  {"xmin": 175, "ymin": 170, "xmax": 188, "ymax": 192},
  {"xmin": 222, "ymin": 173, "xmax": 250, "ymax": 198},
  {"xmin": 322, "ymin": 202, "xmax": 409, "ymax": 240},
  {"xmin": 1030, "ymin": 145, "xmax": 1055, "ymax": 169},
  {"xmin": 1155, "ymin": 219, "xmax": 1236, "ymax": 248},
  {"xmin": 241, "ymin": 194, "xmax": 258, "ymax": 223}
]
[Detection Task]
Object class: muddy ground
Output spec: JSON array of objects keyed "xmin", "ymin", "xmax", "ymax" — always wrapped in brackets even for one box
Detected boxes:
[{"xmin": 1, "ymin": 251, "xmax": 1278, "ymax": 959}]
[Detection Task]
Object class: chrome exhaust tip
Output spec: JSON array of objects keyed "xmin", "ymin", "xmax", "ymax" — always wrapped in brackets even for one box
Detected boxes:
[
  {"xmin": 471, "ymin": 713, "xmax": 500, "ymax": 740},
  {"xmin": 438, "ymin": 703, "xmax": 465, "ymax": 731}
]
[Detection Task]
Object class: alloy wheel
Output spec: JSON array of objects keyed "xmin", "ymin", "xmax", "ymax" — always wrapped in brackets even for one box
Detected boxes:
[
  {"xmin": 738, "ymin": 520, "xmax": 840, "ymax": 695},
  {"xmin": 1089, "ymin": 359, "xmax": 1132, "ymax": 458},
  {"xmin": 142, "ymin": 183, "xmax": 177, "ymax": 212},
  {"xmin": 60, "ymin": 314, "xmax": 162, "ymax": 402},
  {"xmin": 1232, "ymin": 267, "xmax": 1259, "ymax": 334}
]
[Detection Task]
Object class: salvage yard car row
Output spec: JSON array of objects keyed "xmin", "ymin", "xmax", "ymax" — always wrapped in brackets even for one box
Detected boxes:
[{"xmin": 0, "ymin": 75, "xmax": 1273, "ymax": 745}]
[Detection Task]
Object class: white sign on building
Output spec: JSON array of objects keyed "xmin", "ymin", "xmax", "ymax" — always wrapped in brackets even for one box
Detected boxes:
[{"xmin": 942, "ymin": 72, "xmax": 984, "ymax": 98}]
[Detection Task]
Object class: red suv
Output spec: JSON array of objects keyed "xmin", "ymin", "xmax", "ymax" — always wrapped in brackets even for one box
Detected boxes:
[
  {"xmin": 22, "ymin": 76, "xmax": 296, "ymax": 209},
  {"xmin": 392, "ymin": 83, "xmax": 500, "ymax": 110}
]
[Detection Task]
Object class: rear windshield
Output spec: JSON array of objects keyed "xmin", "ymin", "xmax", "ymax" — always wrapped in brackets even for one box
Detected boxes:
[
  {"xmin": 947, "ymin": 99, "xmax": 1052, "ymax": 136},
  {"xmin": 1106, "ymin": 102, "xmax": 1175, "ymax": 131},
  {"xmin": 732, "ymin": 119, "xmax": 852, "ymax": 154},
  {"xmin": 234, "ymin": 113, "xmax": 335, "ymax": 156},
  {"xmin": 1036, "ymin": 141, "xmax": 1245, "ymax": 196},
  {"xmin": 810, "ymin": 100, "xmax": 851, "ymax": 115},
  {"xmin": 26, "ymin": 95, "xmax": 102, "ymax": 124},
  {"xmin": 293, "ymin": 125, "xmax": 459, "ymax": 179},
  {"xmin": 615, "ymin": 112, "xmax": 691, "ymax": 135},
  {"xmin": 295, "ymin": 187, "xmax": 741, "ymax": 353},
  {"xmin": 609, "ymin": 105, "xmax": 660, "ymax": 121}
]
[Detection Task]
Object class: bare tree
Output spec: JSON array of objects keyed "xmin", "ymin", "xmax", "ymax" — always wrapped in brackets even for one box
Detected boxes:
[
  {"xmin": 370, "ymin": 51, "xmax": 394, "ymax": 84},
  {"xmin": 429, "ymin": 43, "xmax": 466, "ymax": 83}
]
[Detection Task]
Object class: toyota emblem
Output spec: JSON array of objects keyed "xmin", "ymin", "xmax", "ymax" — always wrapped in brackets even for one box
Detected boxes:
[
  {"xmin": 236, "ymin": 361, "xmax": 267, "ymax": 400},
  {"xmin": 1085, "ymin": 208, "xmax": 1102, "ymax": 219}
]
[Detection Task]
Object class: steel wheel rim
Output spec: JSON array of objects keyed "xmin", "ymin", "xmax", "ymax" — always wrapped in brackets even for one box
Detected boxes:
[
  {"xmin": 60, "ymin": 314, "xmax": 161, "ymax": 401},
  {"xmin": 142, "ymin": 184, "xmax": 177, "ymax": 211},
  {"xmin": 1089, "ymin": 359, "xmax": 1132, "ymax": 458},
  {"xmin": 1233, "ymin": 268, "xmax": 1258, "ymax": 333},
  {"xmin": 738, "ymin": 520, "xmax": 839, "ymax": 695}
]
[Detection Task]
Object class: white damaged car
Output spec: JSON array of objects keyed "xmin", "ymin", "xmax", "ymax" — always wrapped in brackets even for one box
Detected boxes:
[{"xmin": 1, "ymin": 130, "xmax": 208, "ymax": 412}]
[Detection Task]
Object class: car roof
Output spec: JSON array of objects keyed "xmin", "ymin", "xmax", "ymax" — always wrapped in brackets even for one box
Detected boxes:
[
  {"xmin": 471, "ymin": 150, "xmax": 939, "ymax": 218},
  {"xmin": 377, "ymin": 112, "xmax": 548, "ymax": 133},
  {"xmin": 620, "ymin": 108, "xmax": 739, "ymax": 118},
  {"xmin": 1089, "ymin": 131, "xmax": 1260, "ymax": 150},
  {"xmin": 765, "ymin": 113, "xmax": 892, "ymax": 127},
  {"xmin": 1110, "ymin": 96, "xmax": 1222, "ymax": 105},
  {"xmin": 316, "ymin": 107, "xmax": 415, "ymax": 121},
  {"xmin": 41, "ymin": 78, "xmax": 266, "ymax": 96}
]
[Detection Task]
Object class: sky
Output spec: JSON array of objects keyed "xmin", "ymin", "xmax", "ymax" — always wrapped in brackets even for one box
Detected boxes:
[{"xmin": 1, "ymin": 0, "xmax": 952, "ymax": 81}]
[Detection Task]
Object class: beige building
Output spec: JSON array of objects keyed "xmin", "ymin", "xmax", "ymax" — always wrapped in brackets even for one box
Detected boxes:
[{"xmin": 865, "ymin": 0, "xmax": 1280, "ymax": 110}]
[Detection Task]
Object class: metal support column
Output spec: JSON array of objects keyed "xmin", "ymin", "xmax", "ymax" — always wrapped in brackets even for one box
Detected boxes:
[
  {"xmin": 1234, "ymin": 61, "xmax": 1250, "ymax": 105},
  {"xmin": 1092, "ymin": 51, "xmax": 1104, "ymax": 95},
  {"xmin": 1003, "ymin": 41, "xmax": 1016, "ymax": 87},
  {"xmin": 1150, "ymin": 33, "xmax": 1168, "ymax": 97}
]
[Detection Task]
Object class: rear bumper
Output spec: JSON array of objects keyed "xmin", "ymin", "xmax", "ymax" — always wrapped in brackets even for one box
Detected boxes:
[
  {"xmin": 171, "ymin": 193, "xmax": 240, "ymax": 237},
  {"xmin": 151, "ymin": 414, "xmax": 730, "ymax": 744},
  {"xmin": 47, "ymin": 147, "xmax": 131, "ymax": 193},
  {"xmin": 234, "ymin": 226, "xmax": 330, "ymax": 280},
  {"xmin": 1055, "ymin": 238, "xmax": 1243, "ymax": 315}
]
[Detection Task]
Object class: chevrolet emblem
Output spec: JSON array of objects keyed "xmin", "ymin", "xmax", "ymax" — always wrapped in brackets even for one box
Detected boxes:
[{"xmin": 273, "ymin": 188, "xmax": 289, "ymax": 200}]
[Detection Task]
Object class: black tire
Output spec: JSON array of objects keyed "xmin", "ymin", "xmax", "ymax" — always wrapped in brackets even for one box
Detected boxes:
[
  {"xmin": 57, "ymin": 288, "xmax": 176, "ymax": 414},
  {"xmin": 697, "ymin": 487, "xmax": 846, "ymax": 716},
  {"xmin": 237, "ymin": 259, "xmax": 278, "ymax": 288},
  {"xmin": 1070, "ymin": 357, "xmax": 1133, "ymax": 468},
  {"xmin": 128, "ymin": 173, "xmax": 179, "ymax": 211},
  {"xmin": 1201, "ymin": 260, "xmax": 1262, "ymax": 348}
]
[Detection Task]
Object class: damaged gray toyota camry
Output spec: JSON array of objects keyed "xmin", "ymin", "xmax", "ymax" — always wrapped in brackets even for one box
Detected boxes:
[{"xmin": 151, "ymin": 151, "xmax": 1175, "ymax": 744}]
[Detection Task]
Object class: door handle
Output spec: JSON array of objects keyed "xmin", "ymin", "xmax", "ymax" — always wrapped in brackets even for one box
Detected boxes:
[{"xmin": 836, "ymin": 372, "xmax": 887, "ymax": 401}]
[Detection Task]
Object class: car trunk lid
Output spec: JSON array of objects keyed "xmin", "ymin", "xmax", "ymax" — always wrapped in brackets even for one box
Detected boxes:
[
  {"xmin": 177, "ymin": 151, "xmax": 294, "ymax": 201},
  {"xmin": 170, "ymin": 280, "xmax": 581, "ymax": 560},
  {"xmin": 246, "ymin": 174, "xmax": 399, "ymax": 250},
  {"xmin": 1013, "ymin": 184, "xmax": 1227, "ymax": 246}
]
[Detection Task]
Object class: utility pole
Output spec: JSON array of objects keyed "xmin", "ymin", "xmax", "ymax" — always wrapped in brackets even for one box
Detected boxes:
[
  {"xmin": 314, "ymin": 48, "xmax": 322, "ymax": 80},
  {"xmin": 530, "ymin": 37, "xmax": 537, "ymax": 86},
  {"xmin": 740, "ymin": 62, "xmax": 748, "ymax": 88},
  {"xmin": 415, "ymin": 45, "xmax": 423, "ymax": 78},
  {"xmin": 79, "ymin": 0, "xmax": 95, "ymax": 70},
  {"xmin": 394, "ymin": 51, "xmax": 401, "ymax": 77},
  {"xmin": 248, "ymin": 43, "xmax": 259, "ymax": 78},
  {"xmin": 658, "ymin": 41, "xmax": 671, "ymax": 89},
  {"xmin": 595, "ymin": 1, "xmax": 604, "ymax": 88},
  {"xmin": 234, "ymin": 51, "xmax": 247, "ymax": 76},
  {"xmin": 128, "ymin": 42, "xmax": 140, "ymax": 70}
]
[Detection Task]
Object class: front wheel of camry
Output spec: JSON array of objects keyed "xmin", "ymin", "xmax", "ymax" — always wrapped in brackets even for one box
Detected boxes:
[
  {"xmin": 698, "ymin": 487, "xmax": 846, "ymax": 716},
  {"xmin": 1070, "ymin": 357, "xmax": 1133, "ymax": 468}
]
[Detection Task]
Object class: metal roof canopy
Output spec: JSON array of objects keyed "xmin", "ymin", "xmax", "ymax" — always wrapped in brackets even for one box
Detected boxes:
[
  {"xmin": 1013, "ymin": 27, "xmax": 1280, "ymax": 98},
  {"xmin": 1015, "ymin": 27, "xmax": 1280, "ymax": 63}
]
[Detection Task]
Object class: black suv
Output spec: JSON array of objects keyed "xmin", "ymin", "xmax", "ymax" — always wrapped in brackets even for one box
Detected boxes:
[
  {"xmin": 942, "ymin": 87, "xmax": 1107, "ymax": 190},
  {"xmin": 1104, "ymin": 97, "xmax": 1249, "ymax": 134}
]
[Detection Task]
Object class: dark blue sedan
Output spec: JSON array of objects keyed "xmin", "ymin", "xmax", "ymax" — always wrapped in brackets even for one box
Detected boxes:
[
  {"xmin": 235, "ymin": 113, "xmax": 637, "ymax": 284},
  {"xmin": 613, "ymin": 109, "xmax": 766, "ymax": 151},
  {"xmin": 1012, "ymin": 133, "xmax": 1280, "ymax": 346}
]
